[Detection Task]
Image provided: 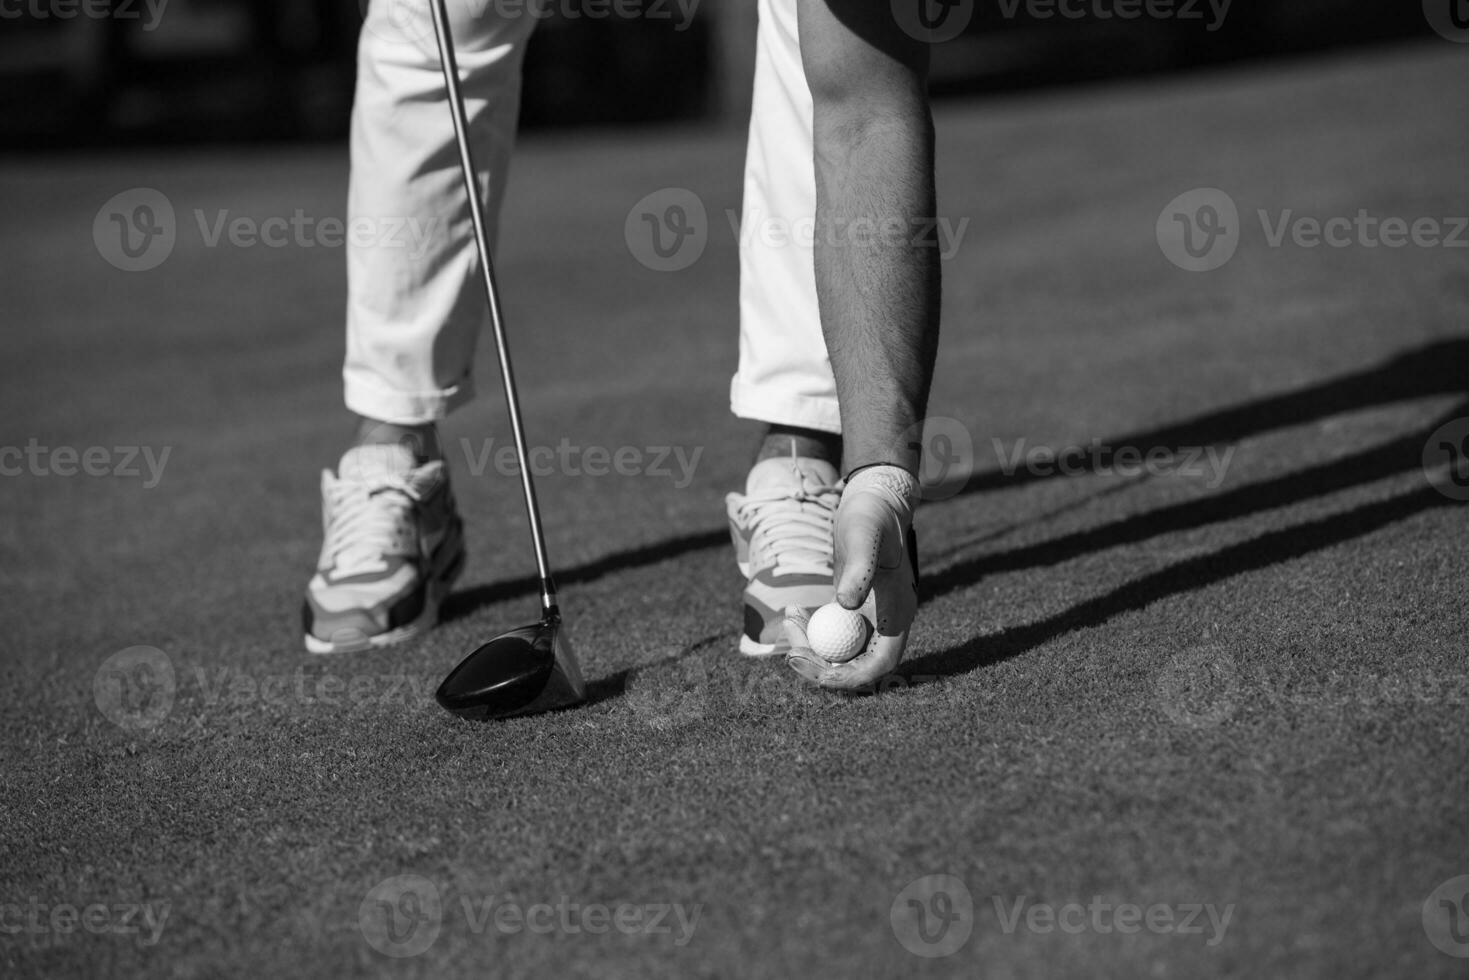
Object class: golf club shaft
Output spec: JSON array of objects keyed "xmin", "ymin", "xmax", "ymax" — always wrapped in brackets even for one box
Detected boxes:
[{"xmin": 429, "ymin": 0, "xmax": 558, "ymax": 617}]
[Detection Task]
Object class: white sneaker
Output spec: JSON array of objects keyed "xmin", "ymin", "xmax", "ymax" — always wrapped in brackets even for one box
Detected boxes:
[
  {"xmin": 725, "ymin": 451, "xmax": 841, "ymax": 656},
  {"xmin": 302, "ymin": 444, "xmax": 465, "ymax": 654}
]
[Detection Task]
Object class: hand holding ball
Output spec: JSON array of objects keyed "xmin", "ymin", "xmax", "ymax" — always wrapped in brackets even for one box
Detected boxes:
[{"xmin": 806, "ymin": 602, "xmax": 873, "ymax": 663}]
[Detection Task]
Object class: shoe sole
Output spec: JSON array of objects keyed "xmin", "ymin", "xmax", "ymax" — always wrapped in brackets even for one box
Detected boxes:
[
  {"xmin": 739, "ymin": 633, "xmax": 786, "ymax": 658},
  {"xmin": 303, "ymin": 546, "xmax": 466, "ymax": 655}
]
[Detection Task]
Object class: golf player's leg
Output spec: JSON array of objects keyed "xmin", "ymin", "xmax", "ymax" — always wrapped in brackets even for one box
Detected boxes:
[
  {"xmin": 304, "ymin": 1, "xmax": 534, "ymax": 654},
  {"xmin": 732, "ymin": 0, "xmax": 839, "ymax": 441},
  {"xmin": 726, "ymin": 0, "xmax": 845, "ymax": 657},
  {"xmin": 346, "ymin": 0, "xmax": 535, "ymax": 438},
  {"xmin": 784, "ymin": 0, "xmax": 941, "ymax": 689}
]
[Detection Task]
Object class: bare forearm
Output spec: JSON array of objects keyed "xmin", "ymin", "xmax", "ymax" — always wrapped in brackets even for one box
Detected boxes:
[
  {"xmin": 801, "ymin": 0, "xmax": 941, "ymax": 477},
  {"xmin": 814, "ymin": 106, "xmax": 939, "ymax": 475}
]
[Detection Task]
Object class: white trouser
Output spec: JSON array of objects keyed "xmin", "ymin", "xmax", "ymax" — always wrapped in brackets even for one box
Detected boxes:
[{"xmin": 345, "ymin": 0, "xmax": 838, "ymax": 434}]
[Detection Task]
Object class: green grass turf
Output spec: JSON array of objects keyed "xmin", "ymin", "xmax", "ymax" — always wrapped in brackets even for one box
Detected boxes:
[{"xmin": 3, "ymin": 40, "xmax": 1468, "ymax": 979}]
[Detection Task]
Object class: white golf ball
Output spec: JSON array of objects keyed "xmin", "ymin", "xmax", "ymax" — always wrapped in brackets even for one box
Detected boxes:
[{"xmin": 807, "ymin": 603, "xmax": 872, "ymax": 662}]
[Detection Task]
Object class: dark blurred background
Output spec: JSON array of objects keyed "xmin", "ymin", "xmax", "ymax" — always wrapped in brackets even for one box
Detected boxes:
[{"xmin": 0, "ymin": 0, "xmax": 1439, "ymax": 150}]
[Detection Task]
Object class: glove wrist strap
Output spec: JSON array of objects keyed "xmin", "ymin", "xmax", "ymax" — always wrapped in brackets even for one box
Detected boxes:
[
  {"xmin": 842, "ymin": 463, "xmax": 920, "ymax": 510},
  {"xmin": 844, "ymin": 461, "xmax": 917, "ymax": 482}
]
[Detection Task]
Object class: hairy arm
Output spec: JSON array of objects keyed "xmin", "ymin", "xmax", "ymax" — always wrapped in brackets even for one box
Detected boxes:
[{"xmin": 799, "ymin": 0, "xmax": 941, "ymax": 476}]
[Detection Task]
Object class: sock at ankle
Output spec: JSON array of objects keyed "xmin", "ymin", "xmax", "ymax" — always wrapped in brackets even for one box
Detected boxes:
[
  {"xmin": 352, "ymin": 418, "xmax": 443, "ymax": 464},
  {"xmin": 754, "ymin": 426, "xmax": 841, "ymax": 467}
]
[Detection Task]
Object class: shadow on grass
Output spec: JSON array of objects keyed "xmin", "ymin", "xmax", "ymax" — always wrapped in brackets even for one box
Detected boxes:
[
  {"xmin": 922, "ymin": 396, "xmax": 1469, "ymax": 603},
  {"xmin": 443, "ymin": 337, "xmax": 1468, "ymax": 683},
  {"xmin": 904, "ymin": 483, "xmax": 1455, "ymax": 680},
  {"xmin": 950, "ymin": 338, "xmax": 1468, "ymax": 498},
  {"xmin": 580, "ymin": 632, "xmax": 735, "ymax": 707},
  {"xmin": 440, "ymin": 529, "xmax": 728, "ymax": 625}
]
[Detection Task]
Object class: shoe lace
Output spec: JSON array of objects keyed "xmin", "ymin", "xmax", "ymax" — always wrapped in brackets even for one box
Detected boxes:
[
  {"xmin": 737, "ymin": 476, "xmax": 840, "ymax": 578},
  {"xmin": 324, "ymin": 475, "xmax": 423, "ymax": 574}
]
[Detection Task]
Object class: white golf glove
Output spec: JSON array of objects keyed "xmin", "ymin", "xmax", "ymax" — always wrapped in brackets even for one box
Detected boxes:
[{"xmin": 785, "ymin": 464, "xmax": 919, "ymax": 690}]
